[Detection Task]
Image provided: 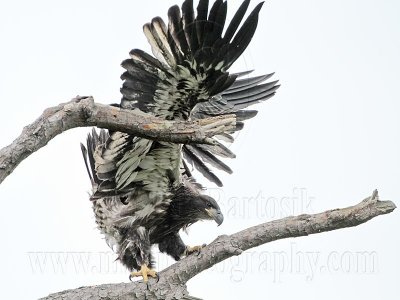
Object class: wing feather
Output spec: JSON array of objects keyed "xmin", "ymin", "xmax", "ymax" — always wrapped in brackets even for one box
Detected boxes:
[
  {"xmin": 188, "ymin": 71, "xmax": 279, "ymax": 183},
  {"xmin": 168, "ymin": 5, "xmax": 189, "ymax": 56},
  {"xmin": 186, "ymin": 144, "xmax": 233, "ymax": 174},
  {"xmin": 224, "ymin": 2, "xmax": 264, "ymax": 69},
  {"xmin": 183, "ymin": 145, "xmax": 223, "ymax": 187},
  {"xmin": 223, "ymin": 81, "xmax": 279, "ymax": 101},
  {"xmin": 195, "ymin": 0, "xmax": 209, "ymax": 45},
  {"xmin": 224, "ymin": 73, "xmax": 275, "ymax": 93},
  {"xmin": 202, "ymin": 0, "xmax": 226, "ymax": 48},
  {"xmin": 90, "ymin": 1, "xmax": 277, "ymax": 194},
  {"xmin": 196, "ymin": 141, "xmax": 236, "ymax": 159},
  {"xmin": 222, "ymin": 0, "xmax": 250, "ymax": 43},
  {"xmin": 145, "ymin": 18, "xmax": 177, "ymax": 67},
  {"xmin": 182, "ymin": 0, "xmax": 197, "ymax": 52}
]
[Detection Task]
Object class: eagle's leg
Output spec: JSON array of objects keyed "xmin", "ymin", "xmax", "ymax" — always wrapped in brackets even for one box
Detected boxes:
[
  {"xmin": 158, "ymin": 233, "xmax": 206, "ymax": 260},
  {"xmin": 119, "ymin": 227, "xmax": 157, "ymax": 282},
  {"xmin": 158, "ymin": 232, "xmax": 186, "ymax": 260},
  {"xmin": 130, "ymin": 264, "xmax": 157, "ymax": 282}
]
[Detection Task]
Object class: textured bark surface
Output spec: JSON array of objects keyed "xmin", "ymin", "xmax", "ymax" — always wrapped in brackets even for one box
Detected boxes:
[
  {"xmin": 0, "ymin": 96, "xmax": 235, "ymax": 184},
  {"xmin": 40, "ymin": 190, "xmax": 395, "ymax": 300}
]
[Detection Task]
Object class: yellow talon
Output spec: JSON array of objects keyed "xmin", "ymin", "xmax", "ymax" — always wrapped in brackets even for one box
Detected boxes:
[
  {"xmin": 129, "ymin": 264, "xmax": 157, "ymax": 282},
  {"xmin": 185, "ymin": 243, "xmax": 206, "ymax": 256}
]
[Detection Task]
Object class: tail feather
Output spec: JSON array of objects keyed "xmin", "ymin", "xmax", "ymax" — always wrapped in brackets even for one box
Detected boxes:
[
  {"xmin": 81, "ymin": 129, "xmax": 109, "ymax": 191},
  {"xmin": 80, "ymin": 143, "xmax": 93, "ymax": 183}
]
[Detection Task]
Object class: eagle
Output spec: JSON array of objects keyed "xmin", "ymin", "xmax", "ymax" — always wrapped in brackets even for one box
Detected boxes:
[{"xmin": 80, "ymin": 0, "xmax": 279, "ymax": 282}]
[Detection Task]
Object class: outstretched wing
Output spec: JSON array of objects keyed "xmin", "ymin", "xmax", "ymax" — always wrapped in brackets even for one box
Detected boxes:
[
  {"xmin": 94, "ymin": 0, "xmax": 278, "ymax": 193},
  {"xmin": 184, "ymin": 71, "xmax": 279, "ymax": 185},
  {"xmin": 120, "ymin": 0, "xmax": 265, "ymax": 118}
]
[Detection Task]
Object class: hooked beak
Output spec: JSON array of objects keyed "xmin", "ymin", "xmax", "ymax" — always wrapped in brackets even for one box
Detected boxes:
[{"xmin": 205, "ymin": 208, "xmax": 224, "ymax": 226}]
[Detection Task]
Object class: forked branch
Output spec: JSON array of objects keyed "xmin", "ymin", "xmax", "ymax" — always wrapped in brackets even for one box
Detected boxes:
[
  {"xmin": 0, "ymin": 98, "xmax": 396, "ymax": 300},
  {"xmin": 0, "ymin": 96, "xmax": 236, "ymax": 184}
]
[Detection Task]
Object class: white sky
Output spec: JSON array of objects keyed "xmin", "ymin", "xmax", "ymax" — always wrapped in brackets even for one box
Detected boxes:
[{"xmin": 0, "ymin": 0, "xmax": 399, "ymax": 299}]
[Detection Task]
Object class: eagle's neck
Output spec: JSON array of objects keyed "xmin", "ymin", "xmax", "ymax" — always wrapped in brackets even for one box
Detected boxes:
[
  {"xmin": 169, "ymin": 199, "xmax": 201, "ymax": 228},
  {"xmin": 150, "ymin": 194, "xmax": 201, "ymax": 244}
]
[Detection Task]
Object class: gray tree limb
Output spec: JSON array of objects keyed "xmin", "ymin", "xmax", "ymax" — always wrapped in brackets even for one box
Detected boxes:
[
  {"xmin": 0, "ymin": 96, "xmax": 236, "ymax": 184},
  {"xmin": 0, "ymin": 98, "xmax": 395, "ymax": 299},
  {"xmin": 41, "ymin": 190, "xmax": 396, "ymax": 300}
]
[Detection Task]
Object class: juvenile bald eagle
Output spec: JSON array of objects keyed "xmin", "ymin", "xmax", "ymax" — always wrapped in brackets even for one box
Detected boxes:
[{"xmin": 81, "ymin": 0, "xmax": 279, "ymax": 281}]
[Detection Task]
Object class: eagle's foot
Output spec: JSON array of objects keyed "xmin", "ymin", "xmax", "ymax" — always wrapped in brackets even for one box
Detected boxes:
[
  {"xmin": 129, "ymin": 264, "xmax": 157, "ymax": 282},
  {"xmin": 185, "ymin": 243, "xmax": 207, "ymax": 256}
]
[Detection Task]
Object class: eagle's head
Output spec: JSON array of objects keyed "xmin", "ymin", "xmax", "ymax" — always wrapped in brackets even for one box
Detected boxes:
[
  {"xmin": 170, "ymin": 182, "xmax": 224, "ymax": 227},
  {"xmin": 193, "ymin": 194, "xmax": 224, "ymax": 226}
]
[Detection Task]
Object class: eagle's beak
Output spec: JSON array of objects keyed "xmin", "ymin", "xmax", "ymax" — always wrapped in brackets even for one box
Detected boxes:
[{"xmin": 206, "ymin": 208, "xmax": 224, "ymax": 226}]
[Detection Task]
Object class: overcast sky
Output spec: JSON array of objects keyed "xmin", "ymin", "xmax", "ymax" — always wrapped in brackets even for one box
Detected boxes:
[{"xmin": 0, "ymin": 0, "xmax": 399, "ymax": 299}]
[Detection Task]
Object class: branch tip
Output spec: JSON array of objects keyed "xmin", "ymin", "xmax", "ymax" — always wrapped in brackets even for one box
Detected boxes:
[{"xmin": 40, "ymin": 191, "xmax": 395, "ymax": 300}]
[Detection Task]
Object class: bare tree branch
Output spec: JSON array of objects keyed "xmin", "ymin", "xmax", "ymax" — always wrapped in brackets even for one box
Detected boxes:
[
  {"xmin": 41, "ymin": 190, "xmax": 396, "ymax": 300},
  {"xmin": 0, "ymin": 96, "xmax": 236, "ymax": 184},
  {"xmin": 1, "ymin": 98, "xmax": 395, "ymax": 300}
]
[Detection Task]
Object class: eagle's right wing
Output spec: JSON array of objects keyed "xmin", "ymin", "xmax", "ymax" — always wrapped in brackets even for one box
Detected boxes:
[
  {"xmin": 183, "ymin": 70, "xmax": 279, "ymax": 186},
  {"xmin": 91, "ymin": 0, "xmax": 278, "ymax": 195}
]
